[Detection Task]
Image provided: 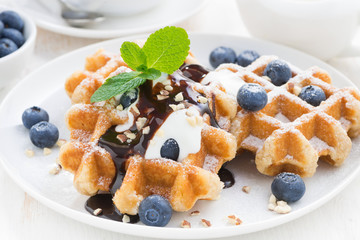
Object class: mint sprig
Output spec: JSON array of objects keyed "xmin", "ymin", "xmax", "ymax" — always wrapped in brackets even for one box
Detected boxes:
[{"xmin": 90, "ymin": 26, "xmax": 190, "ymax": 103}]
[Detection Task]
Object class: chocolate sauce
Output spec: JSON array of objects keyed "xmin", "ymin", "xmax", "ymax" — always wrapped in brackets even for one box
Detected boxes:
[
  {"xmin": 180, "ymin": 64, "xmax": 209, "ymax": 83},
  {"xmin": 85, "ymin": 194, "xmax": 139, "ymax": 223},
  {"xmin": 218, "ymin": 167, "xmax": 235, "ymax": 188}
]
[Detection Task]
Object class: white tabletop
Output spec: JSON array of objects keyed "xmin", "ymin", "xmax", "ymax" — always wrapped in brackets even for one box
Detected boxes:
[{"xmin": 1, "ymin": 0, "xmax": 360, "ymax": 239}]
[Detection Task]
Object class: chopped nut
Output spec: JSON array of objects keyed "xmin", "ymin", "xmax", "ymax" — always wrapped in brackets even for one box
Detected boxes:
[
  {"xmin": 25, "ymin": 149, "xmax": 34, "ymax": 158},
  {"xmin": 56, "ymin": 139, "xmax": 67, "ymax": 147},
  {"xmin": 228, "ymin": 215, "xmax": 242, "ymax": 225},
  {"xmin": 293, "ymin": 86, "xmax": 302, "ymax": 96},
  {"xmin": 116, "ymin": 104, "xmax": 124, "ymax": 111},
  {"xmin": 43, "ymin": 148, "xmax": 52, "ymax": 156},
  {"xmin": 124, "ymin": 131, "xmax": 136, "ymax": 140},
  {"xmin": 262, "ymin": 76, "xmax": 271, "ymax": 82},
  {"xmin": 269, "ymin": 194, "xmax": 277, "ymax": 205},
  {"xmin": 122, "ymin": 214, "xmax": 130, "ymax": 223},
  {"xmin": 142, "ymin": 126, "xmax": 150, "ymax": 135},
  {"xmin": 274, "ymin": 201, "xmax": 291, "ymax": 214},
  {"xmin": 174, "ymin": 92, "xmax": 184, "ymax": 102},
  {"xmin": 242, "ymin": 186, "xmax": 251, "ymax": 194},
  {"xmin": 268, "ymin": 203, "xmax": 276, "ymax": 211},
  {"xmin": 186, "ymin": 116, "xmax": 197, "ymax": 127},
  {"xmin": 131, "ymin": 106, "xmax": 140, "ymax": 115},
  {"xmin": 190, "ymin": 210, "xmax": 200, "ymax": 216},
  {"xmin": 160, "ymin": 90, "xmax": 169, "ymax": 96},
  {"xmin": 287, "ymin": 82, "xmax": 295, "ymax": 92},
  {"xmin": 162, "ymin": 80, "xmax": 171, "ymax": 85},
  {"xmin": 116, "ymin": 134, "xmax": 127, "ymax": 143},
  {"xmin": 180, "ymin": 220, "xmax": 191, "ymax": 228},
  {"xmin": 49, "ymin": 164, "xmax": 61, "ymax": 175},
  {"xmin": 156, "ymin": 129, "xmax": 164, "ymax": 137},
  {"xmin": 176, "ymin": 103, "xmax": 185, "ymax": 111},
  {"xmin": 169, "ymin": 104, "xmax": 177, "ymax": 111},
  {"xmin": 165, "ymin": 85, "xmax": 173, "ymax": 91},
  {"xmin": 136, "ymin": 117, "xmax": 147, "ymax": 130},
  {"xmin": 201, "ymin": 219, "xmax": 211, "ymax": 227},
  {"xmin": 157, "ymin": 95, "xmax": 169, "ymax": 100},
  {"xmin": 93, "ymin": 208, "xmax": 102, "ymax": 216},
  {"xmin": 197, "ymin": 96, "xmax": 208, "ymax": 104}
]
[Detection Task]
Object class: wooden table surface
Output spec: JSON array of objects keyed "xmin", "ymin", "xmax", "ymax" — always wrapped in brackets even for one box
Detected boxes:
[{"xmin": 1, "ymin": 0, "xmax": 360, "ymax": 239}]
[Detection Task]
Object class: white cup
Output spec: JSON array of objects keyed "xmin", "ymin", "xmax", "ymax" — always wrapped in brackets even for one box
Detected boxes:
[
  {"xmin": 237, "ymin": 0, "xmax": 360, "ymax": 60},
  {"xmin": 62, "ymin": 0, "xmax": 162, "ymax": 17}
]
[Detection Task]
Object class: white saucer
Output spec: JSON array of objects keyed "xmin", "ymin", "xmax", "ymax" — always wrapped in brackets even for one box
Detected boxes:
[{"xmin": 11, "ymin": 0, "xmax": 205, "ymax": 38}]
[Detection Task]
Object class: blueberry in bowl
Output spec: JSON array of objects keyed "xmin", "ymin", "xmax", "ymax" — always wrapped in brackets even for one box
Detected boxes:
[
  {"xmin": 209, "ymin": 46, "xmax": 236, "ymax": 68},
  {"xmin": 271, "ymin": 172, "xmax": 306, "ymax": 203},
  {"xmin": 22, "ymin": 106, "xmax": 49, "ymax": 129},
  {"xmin": 236, "ymin": 50, "xmax": 260, "ymax": 67},
  {"xmin": 30, "ymin": 121, "xmax": 59, "ymax": 148},
  {"xmin": 138, "ymin": 195, "xmax": 172, "ymax": 227}
]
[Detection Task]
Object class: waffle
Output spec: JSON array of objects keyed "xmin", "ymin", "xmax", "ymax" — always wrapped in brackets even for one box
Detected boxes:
[
  {"xmin": 59, "ymin": 48, "xmax": 237, "ymax": 214},
  {"xmin": 208, "ymin": 55, "xmax": 360, "ymax": 177}
]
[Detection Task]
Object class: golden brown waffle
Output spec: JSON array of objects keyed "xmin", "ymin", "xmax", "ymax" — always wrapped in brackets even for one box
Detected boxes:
[
  {"xmin": 59, "ymin": 48, "xmax": 237, "ymax": 214},
  {"xmin": 215, "ymin": 55, "xmax": 360, "ymax": 177}
]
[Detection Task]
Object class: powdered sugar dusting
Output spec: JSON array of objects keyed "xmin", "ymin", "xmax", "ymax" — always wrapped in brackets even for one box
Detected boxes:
[
  {"xmin": 242, "ymin": 135, "xmax": 265, "ymax": 149},
  {"xmin": 274, "ymin": 112, "xmax": 291, "ymax": 123},
  {"xmin": 309, "ymin": 136, "xmax": 332, "ymax": 152}
]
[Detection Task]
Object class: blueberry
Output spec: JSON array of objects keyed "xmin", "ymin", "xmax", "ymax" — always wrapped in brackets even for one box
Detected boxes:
[
  {"xmin": 298, "ymin": 85, "xmax": 326, "ymax": 107},
  {"xmin": 160, "ymin": 138, "xmax": 179, "ymax": 161},
  {"xmin": 0, "ymin": 38, "xmax": 17, "ymax": 58},
  {"xmin": 0, "ymin": 21, "xmax": 4, "ymax": 35},
  {"xmin": 271, "ymin": 172, "xmax": 305, "ymax": 202},
  {"xmin": 263, "ymin": 60, "xmax": 292, "ymax": 86},
  {"xmin": 2, "ymin": 28, "xmax": 25, "ymax": 47},
  {"xmin": 22, "ymin": 106, "xmax": 49, "ymax": 129},
  {"xmin": 0, "ymin": 11, "xmax": 24, "ymax": 31},
  {"xmin": 236, "ymin": 50, "xmax": 260, "ymax": 67},
  {"xmin": 209, "ymin": 46, "xmax": 236, "ymax": 68},
  {"xmin": 138, "ymin": 195, "xmax": 172, "ymax": 227},
  {"xmin": 237, "ymin": 83, "xmax": 268, "ymax": 111},
  {"xmin": 30, "ymin": 121, "xmax": 59, "ymax": 148},
  {"xmin": 119, "ymin": 88, "xmax": 138, "ymax": 109}
]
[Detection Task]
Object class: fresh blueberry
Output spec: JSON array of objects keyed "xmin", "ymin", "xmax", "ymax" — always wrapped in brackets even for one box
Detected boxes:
[
  {"xmin": 236, "ymin": 50, "xmax": 260, "ymax": 67},
  {"xmin": 263, "ymin": 60, "xmax": 292, "ymax": 86},
  {"xmin": 160, "ymin": 138, "xmax": 179, "ymax": 161},
  {"xmin": 138, "ymin": 195, "xmax": 172, "ymax": 227},
  {"xmin": 22, "ymin": 106, "xmax": 49, "ymax": 129},
  {"xmin": 271, "ymin": 172, "xmax": 305, "ymax": 203},
  {"xmin": 0, "ymin": 38, "xmax": 18, "ymax": 58},
  {"xmin": 298, "ymin": 85, "xmax": 326, "ymax": 107},
  {"xmin": 237, "ymin": 83, "xmax": 268, "ymax": 111},
  {"xmin": 2, "ymin": 28, "xmax": 25, "ymax": 47},
  {"xmin": 119, "ymin": 88, "xmax": 138, "ymax": 109},
  {"xmin": 0, "ymin": 11, "xmax": 24, "ymax": 31},
  {"xmin": 30, "ymin": 121, "xmax": 59, "ymax": 148},
  {"xmin": 209, "ymin": 46, "xmax": 236, "ymax": 68},
  {"xmin": 0, "ymin": 21, "xmax": 4, "ymax": 35}
]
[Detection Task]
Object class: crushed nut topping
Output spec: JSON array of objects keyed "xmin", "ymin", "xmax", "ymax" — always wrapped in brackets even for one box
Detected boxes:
[
  {"xmin": 197, "ymin": 96, "xmax": 208, "ymax": 104},
  {"xmin": 268, "ymin": 194, "xmax": 292, "ymax": 214},
  {"xmin": 180, "ymin": 220, "xmax": 191, "ymax": 228},
  {"xmin": 56, "ymin": 139, "xmax": 67, "ymax": 147},
  {"xmin": 116, "ymin": 134, "xmax": 127, "ymax": 143},
  {"xmin": 142, "ymin": 126, "xmax": 150, "ymax": 135},
  {"xmin": 136, "ymin": 117, "xmax": 147, "ymax": 130},
  {"xmin": 131, "ymin": 106, "xmax": 140, "ymax": 115},
  {"xmin": 49, "ymin": 164, "xmax": 61, "ymax": 175},
  {"xmin": 93, "ymin": 208, "xmax": 102, "ymax": 216},
  {"xmin": 160, "ymin": 90, "xmax": 169, "ymax": 96},
  {"xmin": 228, "ymin": 215, "xmax": 242, "ymax": 225},
  {"xmin": 190, "ymin": 210, "xmax": 200, "ymax": 216},
  {"xmin": 174, "ymin": 92, "xmax": 184, "ymax": 102},
  {"xmin": 43, "ymin": 148, "xmax": 52, "ymax": 156},
  {"xmin": 201, "ymin": 219, "xmax": 211, "ymax": 227},
  {"xmin": 242, "ymin": 186, "xmax": 251, "ymax": 194},
  {"xmin": 122, "ymin": 214, "xmax": 130, "ymax": 223},
  {"xmin": 116, "ymin": 104, "xmax": 124, "ymax": 111},
  {"xmin": 165, "ymin": 85, "xmax": 173, "ymax": 91},
  {"xmin": 162, "ymin": 80, "xmax": 171, "ymax": 86},
  {"xmin": 157, "ymin": 95, "xmax": 169, "ymax": 100},
  {"xmin": 124, "ymin": 131, "xmax": 136, "ymax": 140},
  {"xmin": 25, "ymin": 149, "xmax": 34, "ymax": 158}
]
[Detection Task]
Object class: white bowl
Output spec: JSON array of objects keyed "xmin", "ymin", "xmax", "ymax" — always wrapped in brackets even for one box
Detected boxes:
[{"xmin": 0, "ymin": 6, "xmax": 37, "ymax": 87}]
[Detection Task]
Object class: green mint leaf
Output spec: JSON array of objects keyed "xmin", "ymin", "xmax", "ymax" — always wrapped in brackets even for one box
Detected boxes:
[
  {"xmin": 139, "ymin": 68, "xmax": 161, "ymax": 80},
  {"xmin": 136, "ymin": 64, "xmax": 148, "ymax": 72},
  {"xmin": 142, "ymin": 26, "xmax": 190, "ymax": 74},
  {"xmin": 120, "ymin": 41, "xmax": 147, "ymax": 70},
  {"xmin": 90, "ymin": 71, "xmax": 145, "ymax": 103}
]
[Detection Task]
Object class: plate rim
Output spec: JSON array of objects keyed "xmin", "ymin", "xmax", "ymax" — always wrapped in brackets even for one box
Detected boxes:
[{"xmin": 0, "ymin": 33, "xmax": 359, "ymax": 239}]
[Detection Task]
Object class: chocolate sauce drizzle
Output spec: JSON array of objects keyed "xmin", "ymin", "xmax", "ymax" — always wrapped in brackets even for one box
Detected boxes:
[{"xmin": 85, "ymin": 64, "xmax": 235, "ymax": 221}]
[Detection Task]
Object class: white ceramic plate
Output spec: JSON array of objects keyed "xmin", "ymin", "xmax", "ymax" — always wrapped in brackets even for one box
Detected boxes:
[
  {"xmin": 0, "ymin": 33, "xmax": 359, "ymax": 239},
  {"xmin": 11, "ymin": 0, "xmax": 205, "ymax": 39}
]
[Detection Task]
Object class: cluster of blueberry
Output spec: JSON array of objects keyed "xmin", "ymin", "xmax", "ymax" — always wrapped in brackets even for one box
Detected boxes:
[
  {"xmin": 22, "ymin": 107, "xmax": 59, "ymax": 149},
  {"xmin": 0, "ymin": 10, "xmax": 25, "ymax": 58}
]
